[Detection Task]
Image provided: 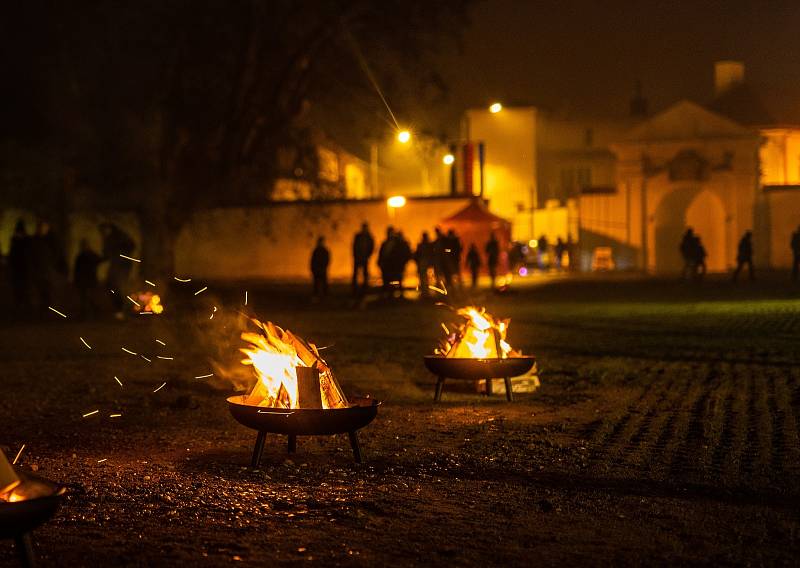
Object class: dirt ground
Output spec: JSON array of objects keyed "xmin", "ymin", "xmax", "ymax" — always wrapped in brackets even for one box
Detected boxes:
[{"xmin": 1, "ymin": 276, "xmax": 799, "ymax": 566}]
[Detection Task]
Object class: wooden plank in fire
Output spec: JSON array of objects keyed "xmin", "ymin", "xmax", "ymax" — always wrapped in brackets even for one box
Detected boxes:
[{"xmin": 296, "ymin": 366, "xmax": 323, "ymax": 408}]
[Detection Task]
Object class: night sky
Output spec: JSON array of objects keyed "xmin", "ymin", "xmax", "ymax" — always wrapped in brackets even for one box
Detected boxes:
[{"xmin": 439, "ymin": 0, "xmax": 800, "ymax": 121}]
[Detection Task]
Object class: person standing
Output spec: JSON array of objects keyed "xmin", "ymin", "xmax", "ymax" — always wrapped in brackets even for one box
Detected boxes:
[
  {"xmin": 28, "ymin": 221, "xmax": 64, "ymax": 314},
  {"xmin": 466, "ymin": 244, "xmax": 481, "ymax": 288},
  {"xmin": 446, "ymin": 229, "xmax": 463, "ymax": 289},
  {"xmin": 100, "ymin": 222, "xmax": 135, "ymax": 319},
  {"xmin": 485, "ymin": 233, "xmax": 500, "ymax": 289},
  {"xmin": 733, "ymin": 231, "xmax": 754, "ymax": 282},
  {"xmin": 538, "ymin": 234, "xmax": 549, "ymax": 269},
  {"xmin": 377, "ymin": 226, "xmax": 397, "ymax": 295},
  {"xmin": 8, "ymin": 219, "xmax": 31, "ymax": 312},
  {"xmin": 693, "ymin": 236, "xmax": 707, "ymax": 281},
  {"xmin": 74, "ymin": 239, "xmax": 103, "ymax": 319},
  {"xmin": 351, "ymin": 222, "xmax": 374, "ymax": 295},
  {"xmin": 680, "ymin": 228, "xmax": 696, "ymax": 280},
  {"xmin": 791, "ymin": 225, "xmax": 800, "ymax": 281},
  {"xmin": 432, "ymin": 227, "xmax": 448, "ymax": 288},
  {"xmin": 310, "ymin": 236, "xmax": 330, "ymax": 299},
  {"xmin": 554, "ymin": 237, "xmax": 566, "ymax": 269},
  {"xmin": 415, "ymin": 232, "xmax": 433, "ymax": 296},
  {"xmin": 391, "ymin": 230, "xmax": 412, "ymax": 297}
]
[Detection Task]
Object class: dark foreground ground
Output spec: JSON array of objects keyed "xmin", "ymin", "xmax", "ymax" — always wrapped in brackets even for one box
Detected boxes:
[{"xmin": 1, "ymin": 275, "xmax": 800, "ymax": 566}]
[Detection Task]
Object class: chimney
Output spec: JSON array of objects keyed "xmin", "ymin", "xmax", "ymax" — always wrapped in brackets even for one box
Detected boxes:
[{"xmin": 714, "ymin": 61, "xmax": 745, "ymax": 97}]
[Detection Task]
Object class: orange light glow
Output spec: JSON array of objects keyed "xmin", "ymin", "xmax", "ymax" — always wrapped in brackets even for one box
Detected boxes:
[
  {"xmin": 437, "ymin": 306, "xmax": 517, "ymax": 359},
  {"xmin": 240, "ymin": 319, "xmax": 347, "ymax": 409}
]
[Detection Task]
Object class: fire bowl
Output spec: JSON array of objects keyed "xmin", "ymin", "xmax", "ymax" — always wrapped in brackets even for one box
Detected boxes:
[
  {"xmin": 227, "ymin": 395, "xmax": 380, "ymax": 465},
  {"xmin": 1, "ymin": 472, "xmax": 65, "ymax": 566},
  {"xmin": 423, "ymin": 355, "xmax": 536, "ymax": 402}
]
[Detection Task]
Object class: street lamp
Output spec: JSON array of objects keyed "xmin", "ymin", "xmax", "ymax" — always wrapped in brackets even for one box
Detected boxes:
[
  {"xmin": 442, "ymin": 153, "xmax": 455, "ymax": 165},
  {"xmin": 387, "ymin": 195, "xmax": 407, "ymax": 208},
  {"xmin": 397, "ymin": 130, "xmax": 411, "ymax": 144},
  {"xmin": 489, "ymin": 102, "xmax": 503, "ymax": 114}
]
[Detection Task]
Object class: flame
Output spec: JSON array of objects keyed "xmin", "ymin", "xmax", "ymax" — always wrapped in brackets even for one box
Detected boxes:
[
  {"xmin": 240, "ymin": 319, "xmax": 347, "ymax": 409},
  {"xmin": 133, "ymin": 291, "xmax": 164, "ymax": 314},
  {"xmin": 437, "ymin": 306, "xmax": 518, "ymax": 359}
]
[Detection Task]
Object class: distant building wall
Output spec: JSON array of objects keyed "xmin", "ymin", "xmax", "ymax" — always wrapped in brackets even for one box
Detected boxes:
[
  {"xmin": 175, "ymin": 197, "xmax": 471, "ymax": 281},
  {"xmin": 764, "ymin": 188, "xmax": 800, "ymax": 268}
]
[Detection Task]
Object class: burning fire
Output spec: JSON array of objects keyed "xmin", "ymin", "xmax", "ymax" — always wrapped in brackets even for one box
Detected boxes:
[
  {"xmin": 133, "ymin": 291, "xmax": 164, "ymax": 314},
  {"xmin": 240, "ymin": 319, "xmax": 348, "ymax": 409},
  {"xmin": 436, "ymin": 306, "xmax": 519, "ymax": 359}
]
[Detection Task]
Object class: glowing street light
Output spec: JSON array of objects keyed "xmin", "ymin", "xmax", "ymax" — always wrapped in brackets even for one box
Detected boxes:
[
  {"xmin": 442, "ymin": 153, "xmax": 455, "ymax": 165},
  {"xmin": 387, "ymin": 195, "xmax": 407, "ymax": 208},
  {"xmin": 397, "ymin": 130, "xmax": 411, "ymax": 144},
  {"xmin": 489, "ymin": 102, "xmax": 503, "ymax": 114}
]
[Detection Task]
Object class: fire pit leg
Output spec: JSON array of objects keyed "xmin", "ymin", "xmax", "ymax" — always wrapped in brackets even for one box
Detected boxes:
[
  {"xmin": 348, "ymin": 431, "xmax": 363, "ymax": 463},
  {"xmin": 251, "ymin": 432, "xmax": 266, "ymax": 467},
  {"xmin": 15, "ymin": 533, "xmax": 34, "ymax": 568},
  {"xmin": 485, "ymin": 377, "xmax": 493, "ymax": 396},
  {"xmin": 288, "ymin": 434, "xmax": 297, "ymax": 454},
  {"xmin": 504, "ymin": 377, "xmax": 514, "ymax": 402},
  {"xmin": 434, "ymin": 376, "xmax": 446, "ymax": 402}
]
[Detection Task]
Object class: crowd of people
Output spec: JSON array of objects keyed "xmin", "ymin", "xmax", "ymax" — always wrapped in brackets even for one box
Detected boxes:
[
  {"xmin": 310, "ymin": 222, "xmax": 504, "ymax": 300},
  {"xmin": 5, "ymin": 219, "xmax": 136, "ymax": 319}
]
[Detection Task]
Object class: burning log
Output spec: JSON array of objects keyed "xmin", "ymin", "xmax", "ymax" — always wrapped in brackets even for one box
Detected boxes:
[
  {"xmin": 438, "ymin": 307, "xmax": 519, "ymax": 359},
  {"xmin": 240, "ymin": 319, "xmax": 348, "ymax": 409}
]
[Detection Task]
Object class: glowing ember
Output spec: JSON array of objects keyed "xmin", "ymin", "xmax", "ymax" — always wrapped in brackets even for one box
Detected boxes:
[
  {"xmin": 436, "ymin": 306, "xmax": 519, "ymax": 359},
  {"xmin": 131, "ymin": 291, "xmax": 164, "ymax": 314},
  {"xmin": 240, "ymin": 319, "xmax": 348, "ymax": 409}
]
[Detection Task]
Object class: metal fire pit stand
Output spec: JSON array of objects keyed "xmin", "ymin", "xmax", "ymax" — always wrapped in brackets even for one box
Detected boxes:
[
  {"xmin": 423, "ymin": 356, "xmax": 536, "ymax": 403},
  {"xmin": 250, "ymin": 430, "xmax": 362, "ymax": 466}
]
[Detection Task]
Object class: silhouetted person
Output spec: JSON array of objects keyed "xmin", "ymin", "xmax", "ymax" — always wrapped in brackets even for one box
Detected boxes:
[
  {"xmin": 485, "ymin": 233, "xmax": 500, "ymax": 288},
  {"xmin": 378, "ymin": 226, "xmax": 397, "ymax": 294},
  {"xmin": 100, "ymin": 222, "xmax": 135, "ymax": 319},
  {"xmin": 508, "ymin": 242, "xmax": 523, "ymax": 274},
  {"xmin": 791, "ymin": 225, "xmax": 800, "ymax": 281},
  {"xmin": 554, "ymin": 237, "xmax": 566, "ymax": 269},
  {"xmin": 538, "ymin": 235, "xmax": 549, "ymax": 269},
  {"xmin": 28, "ymin": 221, "xmax": 64, "ymax": 314},
  {"xmin": 432, "ymin": 227, "xmax": 447, "ymax": 287},
  {"xmin": 446, "ymin": 229, "xmax": 462, "ymax": 289},
  {"xmin": 466, "ymin": 244, "xmax": 481, "ymax": 288},
  {"xmin": 680, "ymin": 228, "xmax": 696, "ymax": 280},
  {"xmin": 74, "ymin": 239, "xmax": 103, "ymax": 319},
  {"xmin": 733, "ymin": 231, "xmax": 754, "ymax": 281},
  {"xmin": 391, "ymin": 231, "xmax": 413, "ymax": 296},
  {"xmin": 693, "ymin": 236, "xmax": 707, "ymax": 281},
  {"xmin": 310, "ymin": 236, "xmax": 330, "ymax": 298},
  {"xmin": 8, "ymin": 219, "xmax": 31, "ymax": 312},
  {"xmin": 351, "ymin": 222, "xmax": 374, "ymax": 295},
  {"xmin": 415, "ymin": 232, "xmax": 434, "ymax": 296}
]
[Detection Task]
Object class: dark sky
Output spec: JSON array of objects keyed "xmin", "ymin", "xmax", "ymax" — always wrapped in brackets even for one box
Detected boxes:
[{"xmin": 438, "ymin": 0, "xmax": 800, "ymax": 121}]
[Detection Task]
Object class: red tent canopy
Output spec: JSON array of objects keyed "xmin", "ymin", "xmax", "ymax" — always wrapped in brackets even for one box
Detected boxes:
[{"xmin": 440, "ymin": 199, "xmax": 512, "ymax": 274}]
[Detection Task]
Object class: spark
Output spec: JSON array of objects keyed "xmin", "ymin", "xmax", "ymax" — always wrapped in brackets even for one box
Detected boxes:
[
  {"xmin": 82, "ymin": 410, "xmax": 99, "ymax": 418},
  {"xmin": 109, "ymin": 414, "xmax": 122, "ymax": 418},
  {"xmin": 429, "ymin": 285, "xmax": 447, "ymax": 295},
  {"xmin": 194, "ymin": 373, "xmax": 214, "ymax": 379},
  {"xmin": 144, "ymin": 280, "xmax": 156, "ymax": 287},
  {"xmin": 121, "ymin": 347, "xmax": 137, "ymax": 355},
  {"xmin": 440, "ymin": 323, "xmax": 450, "ymax": 335},
  {"xmin": 140, "ymin": 355, "xmax": 152, "ymax": 363},
  {"xmin": 139, "ymin": 311, "xmax": 152, "ymax": 315},
  {"xmin": 209, "ymin": 306, "xmax": 217, "ymax": 320},
  {"xmin": 174, "ymin": 276, "xmax": 191, "ymax": 282},
  {"xmin": 153, "ymin": 382, "xmax": 167, "ymax": 393},
  {"xmin": 114, "ymin": 376, "xmax": 123, "ymax": 387},
  {"xmin": 155, "ymin": 339, "xmax": 166, "ymax": 346},
  {"xmin": 156, "ymin": 355, "xmax": 173, "ymax": 360},
  {"xmin": 119, "ymin": 254, "xmax": 141, "ymax": 263},
  {"xmin": 12, "ymin": 444, "xmax": 25, "ymax": 465},
  {"xmin": 245, "ymin": 291, "xmax": 248, "ymax": 305},
  {"xmin": 194, "ymin": 286, "xmax": 208, "ymax": 295},
  {"xmin": 126, "ymin": 295, "xmax": 140, "ymax": 307},
  {"xmin": 97, "ymin": 458, "xmax": 108, "ymax": 463},
  {"xmin": 48, "ymin": 306, "xmax": 67, "ymax": 318},
  {"xmin": 79, "ymin": 337, "xmax": 92, "ymax": 350}
]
